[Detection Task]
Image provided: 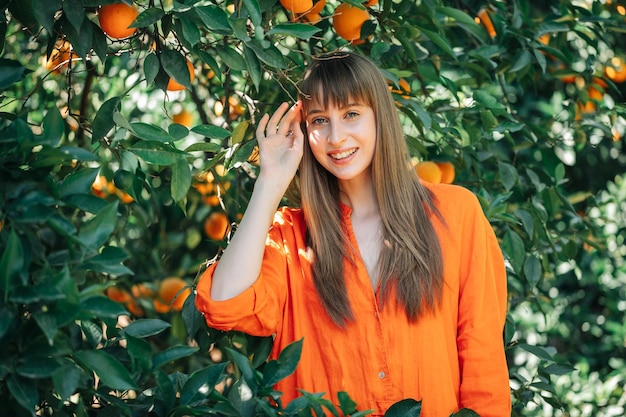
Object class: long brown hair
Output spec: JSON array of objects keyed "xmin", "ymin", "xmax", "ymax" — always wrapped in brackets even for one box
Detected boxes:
[{"xmin": 298, "ymin": 51, "xmax": 444, "ymax": 326}]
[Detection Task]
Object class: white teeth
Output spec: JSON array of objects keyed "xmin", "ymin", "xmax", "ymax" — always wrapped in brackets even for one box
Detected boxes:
[{"xmin": 329, "ymin": 149, "xmax": 357, "ymax": 160}]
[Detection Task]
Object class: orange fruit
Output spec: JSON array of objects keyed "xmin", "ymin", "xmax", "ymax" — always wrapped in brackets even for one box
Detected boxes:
[
  {"xmin": 204, "ymin": 211, "xmax": 229, "ymax": 240},
  {"xmin": 416, "ymin": 161, "xmax": 442, "ymax": 184},
  {"xmin": 365, "ymin": 0, "xmax": 378, "ymax": 6},
  {"xmin": 91, "ymin": 175, "xmax": 109, "ymax": 198},
  {"xmin": 167, "ymin": 58, "xmax": 195, "ymax": 91},
  {"xmin": 605, "ymin": 57, "xmax": 626, "ymax": 83},
  {"xmin": 131, "ymin": 283, "xmax": 154, "ymax": 298},
  {"xmin": 106, "ymin": 286, "xmax": 133, "ymax": 304},
  {"xmin": 309, "ymin": 0, "xmax": 326, "ymax": 14},
  {"xmin": 280, "ymin": 0, "xmax": 313, "ymax": 14},
  {"xmin": 477, "ymin": 8, "xmax": 496, "ymax": 38},
  {"xmin": 157, "ymin": 277, "xmax": 191, "ymax": 311},
  {"xmin": 98, "ymin": 3, "xmax": 139, "ymax": 39},
  {"xmin": 436, "ymin": 161, "xmax": 455, "ymax": 184},
  {"xmin": 173, "ymin": 109, "xmax": 193, "ymax": 127},
  {"xmin": 44, "ymin": 41, "xmax": 73, "ymax": 74},
  {"xmin": 332, "ymin": 3, "xmax": 370, "ymax": 42}
]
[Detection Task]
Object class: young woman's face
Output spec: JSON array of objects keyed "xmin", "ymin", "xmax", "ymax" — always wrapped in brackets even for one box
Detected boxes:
[{"xmin": 305, "ymin": 99, "xmax": 377, "ymax": 184}]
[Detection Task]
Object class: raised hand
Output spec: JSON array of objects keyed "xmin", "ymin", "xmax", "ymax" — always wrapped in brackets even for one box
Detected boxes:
[{"xmin": 255, "ymin": 101, "xmax": 304, "ymax": 188}]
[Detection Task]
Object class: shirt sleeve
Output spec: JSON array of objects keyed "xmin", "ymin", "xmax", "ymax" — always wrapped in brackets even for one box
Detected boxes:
[
  {"xmin": 194, "ymin": 214, "xmax": 290, "ymax": 337},
  {"xmin": 456, "ymin": 195, "xmax": 511, "ymax": 416}
]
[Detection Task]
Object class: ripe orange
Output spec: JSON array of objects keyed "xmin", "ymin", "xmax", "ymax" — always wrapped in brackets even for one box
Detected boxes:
[
  {"xmin": 173, "ymin": 109, "xmax": 193, "ymax": 127},
  {"xmin": 131, "ymin": 283, "xmax": 154, "ymax": 298},
  {"xmin": 280, "ymin": 0, "xmax": 313, "ymax": 14},
  {"xmin": 204, "ymin": 211, "xmax": 229, "ymax": 240},
  {"xmin": 45, "ymin": 41, "xmax": 73, "ymax": 74},
  {"xmin": 605, "ymin": 57, "xmax": 626, "ymax": 83},
  {"xmin": 98, "ymin": 3, "xmax": 139, "ymax": 39},
  {"xmin": 436, "ymin": 161, "xmax": 455, "ymax": 184},
  {"xmin": 106, "ymin": 286, "xmax": 133, "ymax": 304},
  {"xmin": 157, "ymin": 277, "xmax": 191, "ymax": 312},
  {"xmin": 416, "ymin": 161, "xmax": 442, "ymax": 184},
  {"xmin": 477, "ymin": 8, "xmax": 496, "ymax": 38},
  {"xmin": 167, "ymin": 58, "xmax": 195, "ymax": 91},
  {"xmin": 309, "ymin": 0, "xmax": 326, "ymax": 14},
  {"xmin": 332, "ymin": 3, "xmax": 370, "ymax": 43}
]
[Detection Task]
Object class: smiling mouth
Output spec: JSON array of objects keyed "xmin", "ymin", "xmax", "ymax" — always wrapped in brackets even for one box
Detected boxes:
[{"xmin": 329, "ymin": 148, "xmax": 357, "ymax": 160}]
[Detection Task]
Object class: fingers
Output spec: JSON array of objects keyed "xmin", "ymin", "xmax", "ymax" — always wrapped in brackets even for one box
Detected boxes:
[{"xmin": 257, "ymin": 102, "xmax": 302, "ymax": 140}]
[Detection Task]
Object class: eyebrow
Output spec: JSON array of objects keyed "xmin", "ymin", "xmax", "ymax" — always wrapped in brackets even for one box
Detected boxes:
[{"xmin": 306, "ymin": 103, "xmax": 364, "ymax": 115}]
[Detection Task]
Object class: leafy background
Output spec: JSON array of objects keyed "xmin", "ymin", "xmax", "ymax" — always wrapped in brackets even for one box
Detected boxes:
[{"xmin": 0, "ymin": 0, "xmax": 625, "ymax": 416}]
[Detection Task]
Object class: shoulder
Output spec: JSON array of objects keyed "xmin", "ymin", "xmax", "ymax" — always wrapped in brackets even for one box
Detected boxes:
[
  {"xmin": 271, "ymin": 206, "xmax": 306, "ymax": 230},
  {"xmin": 422, "ymin": 181, "xmax": 483, "ymax": 216}
]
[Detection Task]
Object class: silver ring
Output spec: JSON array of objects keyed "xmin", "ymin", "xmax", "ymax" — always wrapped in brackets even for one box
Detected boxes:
[{"xmin": 287, "ymin": 130, "xmax": 293, "ymax": 137}]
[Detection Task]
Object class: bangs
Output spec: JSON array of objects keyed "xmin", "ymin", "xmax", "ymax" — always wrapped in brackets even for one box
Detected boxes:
[{"xmin": 300, "ymin": 53, "xmax": 373, "ymax": 111}]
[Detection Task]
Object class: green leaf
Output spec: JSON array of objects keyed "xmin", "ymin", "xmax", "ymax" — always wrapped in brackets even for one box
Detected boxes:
[
  {"xmin": 52, "ymin": 364, "xmax": 82, "ymax": 400},
  {"xmin": 79, "ymin": 246, "xmax": 133, "ymax": 276},
  {"xmin": 179, "ymin": 15, "xmax": 201, "ymax": 47},
  {"xmin": 62, "ymin": 0, "xmax": 84, "ymax": 33},
  {"xmin": 241, "ymin": 0, "xmax": 262, "ymax": 27},
  {"xmin": 78, "ymin": 201, "xmax": 119, "ymax": 251},
  {"xmin": 33, "ymin": 0, "xmax": 61, "ymax": 33},
  {"xmin": 191, "ymin": 124, "xmax": 231, "ymax": 139},
  {"xmin": 129, "ymin": 140, "xmax": 191, "ymax": 165},
  {"xmin": 268, "ymin": 23, "xmax": 322, "ymax": 39},
  {"xmin": 130, "ymin": 7, "xmax": 164, "ymax": 28},
  {"xmin": 169, "ymin": 123, "xmax": 189, "ymax": 140},
  {"xmin": 226, "ymin": 347, "xmax": 258, "ymax": 390},
  {"xmin": 42, "ymin": 107, "xmax": 64, "ymax": 145},
  {"xmin": 131, "ymin": 122, "xmax": 175, "ymax": 142},
  {"xmin": 514, "ymin": 208, "xmax": 534, "ymax": 239},
  {"xmin": 58, "ymin": 167, "xmax": 99, "ymax": 198},
  {"xmin": 161, "ymin": 49, "xmax": 191, "ymax": 89},
  {"xmin": 262, "ymin": 338, "xmax": 303, "ymax": 387},
  {"xmin": 337, "ymin": 391, "xmax": 358, "ymax": 415},
  {"xmin": 155, "ymin": 369, "xmax": 176, "ymax": 410},
  {"xmin": 180, "ymin": 363, "xmax": 228, "ymax": 405},
  {"xmin": 523, "ymin": 255, "xmax": 542, "ymax": 287},
  {"xmin": 510, "ymin": 50, "xmax": 531, "ymax": 73},
  {"xmin": 153, "ymin": 345, "xmax": 200, "ymax": 368},
  {"xmin": 125, "ymin": 335, "xmax": 153, "ymax": 372},
  {"xmin": 80, "ymin": 295, "xmax": 128, "ymax": 319},
  {"xmin": 171, "ymin": 159, "xmax": 192, "ymax": 202},
  {"xmin": 0, "ymin": 58, "xmax": 27, "ymax": 90},
  {"xmin": 16, "ymin": 356, "xmax": 62, "ymax": 378},
  {"xmin": 384, "ymin": 398, "xmax": 422, "ymax": 417},
  {"xmin": 244, "ymin": 45, "xmax": 262, "ymax": 91},
  {"xmin": 542, "ymin": 363, "xmax": 575, "ymax": 376},
  {"xmin": 0, "ymin": 228, "xmax": 25, "ymax": 298},
  {"xmin": 244, "ymin": 40, "xmax": 287, "ymax": 69},
  {"xmin": 144, "ymin": 52, "xmax": 160, "ymax": 86},
  {"xmin": 195, "ymin": 5, "xmax": 232, "ymax": 34},
  {"xmin": 73, "ymin": 350, "xmax": 138, "ymax": 390},
  {"xmin": 502, "ymin": 229, "xmax": 525, "ymax": 274},
  {"xmin": 498, "ymin": 161, "xmax": 518, "ymax": 191},
  {"xmin": 517, "ymin": 343, "xmax": 555, "ymax": 361},
  {"xmin": 122, "ymin": 319, "xmax": 171, "ymax": 338},
  {"xmin": 184, "ymin": 142, "xmax": 221, "ymax": 153},
  {"xmin": 217, "ymin": 45, "xmax": 247, "ymax": 71},
  {"xmin": 230, "ymin": 120, "xmax": 248, "ymax": 145},
  {"xmin": 7, "ymin": 374, "xmax": 38, "ymax": 415},
  {"xmin": 419, "ymin": 27, "xmax": 456, "ymax": 61},
  {"xmin": 92, "ymin": 96, "xmax": 121, "ymax": 142}
]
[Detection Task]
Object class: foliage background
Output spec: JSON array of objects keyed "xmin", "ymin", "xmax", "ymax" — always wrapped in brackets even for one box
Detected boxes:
[{"xmin": 0, "ymin": 0, "xmax": 625, "ymax": 416}]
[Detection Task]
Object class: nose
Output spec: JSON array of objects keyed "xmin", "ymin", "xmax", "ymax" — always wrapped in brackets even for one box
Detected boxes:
[{"xmin": 327, "ymin": 121, "xmax": 345, "ymax": 146}]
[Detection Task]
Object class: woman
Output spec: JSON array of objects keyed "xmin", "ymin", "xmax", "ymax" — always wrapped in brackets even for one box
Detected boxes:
[{"xmin": 195, "ymin": 51, "xmax": 511, "ymax": 416}]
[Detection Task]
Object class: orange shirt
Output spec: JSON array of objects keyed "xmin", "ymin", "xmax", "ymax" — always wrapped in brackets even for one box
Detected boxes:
[{"xmin": 196, "ymin": 183, "xmax": 511, "ymax": 416}]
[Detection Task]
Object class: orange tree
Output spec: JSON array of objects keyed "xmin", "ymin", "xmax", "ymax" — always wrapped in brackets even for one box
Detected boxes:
[{"xmin": 1, "ymin": 0, "xmax": 625, "ymax": 416}]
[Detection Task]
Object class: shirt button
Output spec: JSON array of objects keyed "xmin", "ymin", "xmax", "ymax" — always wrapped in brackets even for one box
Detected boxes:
[{"xmin": 378, "ymin": 371, "xmax": 385, "ymax": 379}]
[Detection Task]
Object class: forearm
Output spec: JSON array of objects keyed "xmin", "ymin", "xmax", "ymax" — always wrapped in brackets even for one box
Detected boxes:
[{"xmin": 209, "ymin": 175, "xmax": 287, "ymax": 301}]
